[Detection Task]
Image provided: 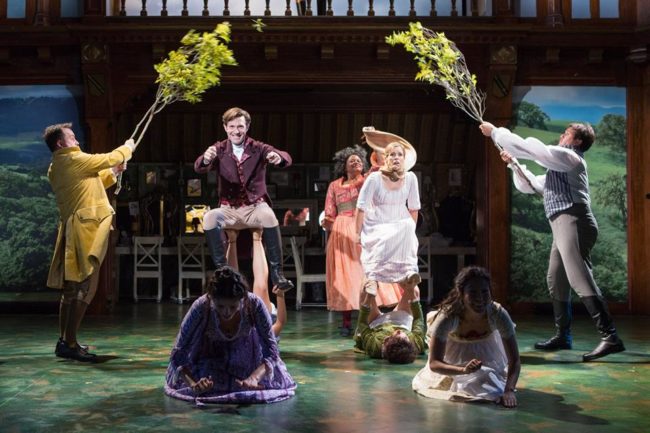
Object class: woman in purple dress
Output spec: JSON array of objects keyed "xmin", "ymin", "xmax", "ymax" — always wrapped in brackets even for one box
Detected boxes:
[{"xmin": 165, "ymin": 266, "xmax": 296, "ymax": 404}]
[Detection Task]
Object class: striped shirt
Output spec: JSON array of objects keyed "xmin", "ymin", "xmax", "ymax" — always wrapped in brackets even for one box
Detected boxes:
[{"xmin": 491, "ymin": 127, "xmax": 591, "ymax": 218}]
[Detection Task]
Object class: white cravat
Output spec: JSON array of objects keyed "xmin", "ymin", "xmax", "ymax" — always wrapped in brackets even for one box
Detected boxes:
[{"xmin": 232, "ymin": 142, "xmax": 244, "ymax": 161}]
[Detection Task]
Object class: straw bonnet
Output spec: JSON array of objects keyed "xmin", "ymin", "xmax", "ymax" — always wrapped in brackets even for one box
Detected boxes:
[{"xmin": 362, "ymin": 126, "xmax": 417, "ymax": 171}]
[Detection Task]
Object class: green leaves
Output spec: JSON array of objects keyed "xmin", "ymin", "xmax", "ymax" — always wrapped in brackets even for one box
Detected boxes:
[
  {"xmin": 386, "ymin": 22, "xmax": 485, "ymax": 122},
  {"xmin": 116, "ymin": 22, "xmax": 239, "ymax": 193},
  {"xmin": 252, "ymin": 18, "xmax": 266, "ymax": 33},
  {"xmin": 154, "ymin": 22, "xmax": 238, "ymax": 106}
]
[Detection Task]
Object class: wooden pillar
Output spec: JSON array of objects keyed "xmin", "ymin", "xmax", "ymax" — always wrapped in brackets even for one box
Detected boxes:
[
  {"xmin": 34, "ymin": 0, "xmax": 51, "ymax": 25},
  {"xmin": 492, "ymin": 0, "xmax": 515, "ymax": 23},
  {"xmin": 626, "ymin": 48, "xmax": 650, "ymax": 314},
  {"xmin": 81, "ymin": 41, "xmax": 117, "ymax": 314},
  {"xmin": 492, "ymin": 0, "xmax": 514, "ymax": 15},
  {"xmin": 541, "ymin": 0, "xmax": 565, "ymax": 27},
  {"xmin": 83, "ymin": 0, "xmax": 106, "ymax": 22},
  {"xmin": 83, "ymin": 0, "xmax": 106, "ymax": 15},
  {"xmin": 479, "ymin": 45, "xmax": 517, "ymax": 304}
]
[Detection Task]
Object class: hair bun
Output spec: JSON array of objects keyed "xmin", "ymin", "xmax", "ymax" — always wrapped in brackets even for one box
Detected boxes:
[
  {"xmin": 208, "ymin": 265, "xmax": 249, "ymax": 299},
  {"xmin": 213, "ymin": 265, "xmax": 235, "ymax": 283}
]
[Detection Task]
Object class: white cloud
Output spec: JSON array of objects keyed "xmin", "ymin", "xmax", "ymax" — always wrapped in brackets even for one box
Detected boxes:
[{"xmin": 518, "ymin": 86, "xmax": 625, "ymax": 108}]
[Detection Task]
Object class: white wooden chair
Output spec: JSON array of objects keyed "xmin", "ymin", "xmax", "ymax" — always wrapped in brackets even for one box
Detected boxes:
[
  {"xmin": 133, "ymin": 236, "xmax": 163, "ymax": 303},
  {"xmin": 291, "ymin": 236, "xmax": 326, "ymax": 310},
  {"xmin": 175, "ymin": 236, "xmax": 205, "ymax": 304},
  {"xmin": 281, "ymin": 235, "xmax": 306, "ymax": 279},
  {"xmin": 417, "ymin": 236, "xmax": 434, "ymax": 304}
]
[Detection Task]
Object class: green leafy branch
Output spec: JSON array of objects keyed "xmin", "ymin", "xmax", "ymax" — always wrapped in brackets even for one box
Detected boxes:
[
  {"xmin": 116, "ymin": 22, "xmax": 237, "ymax": 194},
  {"xmin": 386, "ymin": 21, "xmax": 485, "ymax": 122},
  {"xmin": 387, "ymin": 22, "xmax": 540, "ymax": 195}
]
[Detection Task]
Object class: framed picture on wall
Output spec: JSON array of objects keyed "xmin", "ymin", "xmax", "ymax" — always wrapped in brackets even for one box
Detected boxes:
[
  {"xmin": 435, "ymin": 163, "xmax": 466, "ymax": 199},
  {"xmin": 448, "ymin": 167, "xmax": 462, "ymax": 187},
  {"xmin": 267, "ymin": 183, "xmax": 278, "ymax": 200},
  {"xmin": 145, "ymin": 170, "xmax": 157, "ymax": 185},
  {"xmin": 313, "ymin": 181, "xmax": 328, "ymax": 194},
  {"xmin": 269, "ymin": 171, "xmax": 289, "ymax": 186},
  {"xmin": 187, "ymin": 179, "xmax": 202, "ymax": 197}
]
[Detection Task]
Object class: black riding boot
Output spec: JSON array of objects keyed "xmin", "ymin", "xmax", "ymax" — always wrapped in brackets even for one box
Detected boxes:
[
  {"xmin": 582, "ymin": 295, "xmax": 625, "ymax": 362},
  {"xmin": 534, "ymin": 300, "xmax": 573, "ymax": 350},
  {"xmin": 263, "ymin": 226, "xmax": 294, "ymax": 291},
  {"xmin": 205, "ymin": 227, "xmax": 227, "ymax": 268}
]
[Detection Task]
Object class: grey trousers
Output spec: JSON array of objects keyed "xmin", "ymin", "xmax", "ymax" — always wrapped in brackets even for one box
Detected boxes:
[{"xmin": 547, "ymin": 205, "xmax": 602, "ymax": 301}]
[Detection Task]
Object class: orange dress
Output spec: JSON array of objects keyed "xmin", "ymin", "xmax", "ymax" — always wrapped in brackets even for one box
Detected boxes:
[{"xmin": 324, "ymin": 176, "xmax": 402, "ymax": 311}]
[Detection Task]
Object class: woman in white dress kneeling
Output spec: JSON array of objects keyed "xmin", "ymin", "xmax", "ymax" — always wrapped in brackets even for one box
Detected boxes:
[{"xmin": 412, "ymin": 266, "xmax": 521, "ymax": 408}]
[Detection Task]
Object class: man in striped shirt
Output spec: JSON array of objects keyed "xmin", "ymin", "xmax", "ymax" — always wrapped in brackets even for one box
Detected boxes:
[{"xmin": 480, "ymin": 121, "xmax": 625, "ymax": 362}]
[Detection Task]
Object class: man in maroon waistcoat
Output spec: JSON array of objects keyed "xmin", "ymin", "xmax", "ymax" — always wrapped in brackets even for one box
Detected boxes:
[{"xmin": 194, "ymin": 107, "xmax": 294, "ymax": 291}]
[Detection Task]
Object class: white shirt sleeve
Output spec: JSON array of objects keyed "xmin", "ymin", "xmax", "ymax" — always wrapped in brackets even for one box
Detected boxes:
[
  {"xmin": 490, "ymin": 303, "xmax": 516, "ymax": 339},
  {"xmin": 429, "ymin": 310, "xmax": 458, "ymax": 343},
  {"xmin": 508, "ymin": 163, "xmax": 545, "ymax": 195},
  {"xmin": 356, "ymin": 172, "xmax": 376, "ymax": 212},
  {"xmin": 491, "ymin": 127, "xmax": 582, "ymax": 172},
  {"xmin": 406, "ymin": 172, "xmax": 421, "ymax": 211}
]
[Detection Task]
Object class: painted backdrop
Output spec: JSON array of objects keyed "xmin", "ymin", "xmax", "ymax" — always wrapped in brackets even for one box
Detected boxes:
[
  {"xmin": 0, "ymin": 85, "xmax": 84, "ymax": 293},
  {"xmin": 509, "ymin": 86, "xmax": 627, "ymax": 303}
]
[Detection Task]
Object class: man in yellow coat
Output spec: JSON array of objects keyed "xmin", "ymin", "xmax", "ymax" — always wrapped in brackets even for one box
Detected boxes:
[{"xmin": 44, "ymin": 123, "xmax": 134, "ymax": 362}]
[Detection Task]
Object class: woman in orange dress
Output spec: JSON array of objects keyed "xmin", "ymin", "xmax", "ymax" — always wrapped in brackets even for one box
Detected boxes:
[{"xmin": 323, "ymin": 145, "xmax": 402, "ymax": 336}]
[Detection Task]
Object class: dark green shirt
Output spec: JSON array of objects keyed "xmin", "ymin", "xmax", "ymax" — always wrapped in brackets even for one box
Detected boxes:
[{"xmin": 354, "ymin": 301, "xmax": 425, "ymax": 359}]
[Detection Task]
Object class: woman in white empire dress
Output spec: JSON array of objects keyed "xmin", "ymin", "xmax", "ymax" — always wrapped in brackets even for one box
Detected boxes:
[{"xmin": 355, "ymin": 128, "xmax": 421, "ymax": 292}]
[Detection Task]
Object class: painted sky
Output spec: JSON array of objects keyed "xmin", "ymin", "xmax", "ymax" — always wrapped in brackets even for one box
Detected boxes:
[
  {"xmin": 513, "ymin": 86, "xmax": 626, "ymax": 124},
  {"xmin": 121, "ymin": 0, "xmax": 442, "ymax": 16},
  {"xmin": 513, "ymin": 86, "xmax": 625, "ymax": 109},
  {"xmin": 0, "ymin": 85, "xmax": 83, "ymax": 99}
]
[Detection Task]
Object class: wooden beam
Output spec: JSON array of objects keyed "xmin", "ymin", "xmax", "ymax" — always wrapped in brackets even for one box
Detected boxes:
[{"xmin": 626, "ymin": 54, "xmax": 650, "ymax": 314}]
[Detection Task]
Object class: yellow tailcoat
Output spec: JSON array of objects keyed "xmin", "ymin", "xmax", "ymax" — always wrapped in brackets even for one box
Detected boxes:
[{"xmin": 47, "ymin": 145, "xmax": 132, "ymax": 288}]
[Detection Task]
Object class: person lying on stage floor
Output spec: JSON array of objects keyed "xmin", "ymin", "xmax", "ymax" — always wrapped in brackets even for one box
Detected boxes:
[
  {"xmin": 353, "ymin": 283, "xmax": 425, "ymax": 364},
  {"xmin": 165, "ymin": 266, "xmax": 296, "ymax": 404},
  {"xmin": 225, "ymin": 228, "xmax": 287, "ymax": 338},
  {"xmin": 412, "ymin": 266, "xmax": 521, "ymax": 408}
]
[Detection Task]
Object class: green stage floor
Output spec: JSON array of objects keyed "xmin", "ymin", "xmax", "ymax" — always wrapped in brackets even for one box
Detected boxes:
[{"xmin": 1, "ymin": 304, "xmax": 649, "ymax": 433}]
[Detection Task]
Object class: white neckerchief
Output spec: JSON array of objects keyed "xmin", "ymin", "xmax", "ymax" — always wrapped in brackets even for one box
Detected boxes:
[{"xmin": 231, "ymin": 141, "xmax": 245, "ymax": 161}]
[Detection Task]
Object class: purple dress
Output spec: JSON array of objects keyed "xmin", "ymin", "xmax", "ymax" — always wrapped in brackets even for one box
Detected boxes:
[{"xmin": 165, "ymin": 293, "xmax": 296, "ymax": 404}]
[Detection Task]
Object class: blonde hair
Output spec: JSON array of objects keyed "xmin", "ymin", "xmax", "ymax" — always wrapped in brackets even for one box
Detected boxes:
[{"xmin": 381, "ymin": 142, "xmax": 406, "ymax": 177}]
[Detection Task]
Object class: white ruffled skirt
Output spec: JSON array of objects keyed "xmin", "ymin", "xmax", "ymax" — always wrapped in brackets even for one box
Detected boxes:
[{"xmin": 412, "ymin": 330, "xmax": 508, "ymax": 403}]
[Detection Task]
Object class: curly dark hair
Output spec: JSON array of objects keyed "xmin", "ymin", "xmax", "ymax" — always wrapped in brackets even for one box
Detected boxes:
[
  {"xmin": 43, "ymin": 122, "xmax": 73, "ymax": 152},
  {"xmin": 383, "ymin": 335, "xmax": 418, "ymax": 364},
  {"xmin": 332, "ymin": 145, "xmax": 369, "ymax": 180},
  {"xmin": 206, "ymin": 265, "xmax": 249, "ymax": 300},
  {"xmin": 437, "ymin": 266, "xmax": 492, "ymax": 318}
]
